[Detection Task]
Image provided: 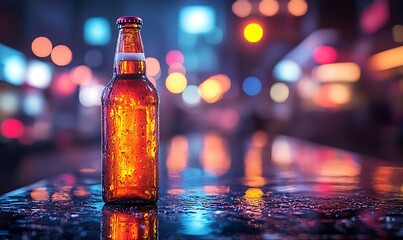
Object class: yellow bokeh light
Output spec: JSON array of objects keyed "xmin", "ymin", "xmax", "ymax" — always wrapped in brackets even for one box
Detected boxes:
[
  {"xmin": 313, "ymin": 62, "xmax": 361, "ymax": 83},
  {"xmin": 327, "ymin": 84, "xmax": 351, "ymax": 105},
  {"xmin": 244, "ymin": 23, "xmax": 264, "ymax": 43},
  {"xmin": 210, "ymin": 74, "xmax": 231, "ymax": 93},
  {"xmin": 199, "ymin": 79, "xmax": 223, "ymax": 103},
  {"xmin": 232, "ymin": 0, "xmax": 252, "ymax": 18},
  {"xmin": 31, "ymin": 36, "xmax": 53, "ymax": 58},
  {"xmin": 287, "ymin": 0, "xmax": 308, "ymax": 17},
  {"xmin": 259, "ymin": 0, "xmax": 280, "ymax": 17},
  {"xmin": 165, "ymin": 72, "xmax": 187, "ymax": 94},
  {"xmin": 270, "ymin": 82, "xmax": 290, "ymax": 103}
]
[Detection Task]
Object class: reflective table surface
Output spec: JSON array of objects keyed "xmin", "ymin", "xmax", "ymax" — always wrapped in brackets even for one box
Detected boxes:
[{"xmin": 0, "ymin": 132, "xmax": 402, "ymax": 239}]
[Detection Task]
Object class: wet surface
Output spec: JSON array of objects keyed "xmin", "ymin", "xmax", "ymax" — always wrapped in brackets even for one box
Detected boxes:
[{"xmin": 0, "ymin": 133, "xmax": 403, "ymax": 239}]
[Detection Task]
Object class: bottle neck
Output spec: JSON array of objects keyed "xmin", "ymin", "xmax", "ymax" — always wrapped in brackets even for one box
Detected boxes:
[{"xmin": 113, "ymin": 26, "xmax": 146, "ymax": 76}]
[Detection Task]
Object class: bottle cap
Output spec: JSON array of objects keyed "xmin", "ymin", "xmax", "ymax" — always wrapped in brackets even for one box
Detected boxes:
[{"xmin": 116, "ymin": 16, "xmax": 143, "ymax": 25}]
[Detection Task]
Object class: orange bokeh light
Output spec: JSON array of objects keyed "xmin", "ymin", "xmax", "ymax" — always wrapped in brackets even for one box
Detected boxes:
[
  {"xmin": 232, "ymin": 0, "xmax": 252, "ymax": 18},
  {"xmin": 31, "ymin": 36, "xmax": 53, "ymax": 57},
  {"xmin": 288, "ymin": 0, "xmax": 308, "ymax": 17},
  {"xmin": 51, "ymin": 45, "xmax": 73, "ymax": 66},
  {"xmin": 259, "ymin": 0, "xmax": 280, "ymax": 17}
]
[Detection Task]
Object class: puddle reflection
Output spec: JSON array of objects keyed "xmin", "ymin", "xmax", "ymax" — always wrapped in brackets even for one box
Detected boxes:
[{"xmin": 102, "ymin": 204, "xmax": 157, "ymax": 240}]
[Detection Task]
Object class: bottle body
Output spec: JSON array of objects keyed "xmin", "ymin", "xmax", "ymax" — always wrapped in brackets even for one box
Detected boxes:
[{"xmin": 101, "ymin": 16, "xmax": 159, "ymax": 204}]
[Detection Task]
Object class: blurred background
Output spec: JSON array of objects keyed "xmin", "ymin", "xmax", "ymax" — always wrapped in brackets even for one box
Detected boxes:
[{"xmin": 0, "ymin": 0, "xmax": 402, "ymax": 194}]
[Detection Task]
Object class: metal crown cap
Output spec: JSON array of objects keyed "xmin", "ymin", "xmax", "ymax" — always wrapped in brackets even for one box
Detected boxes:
[{"xmin": 116, "ymin": 16, "xmax": 143, "ymax": 25}]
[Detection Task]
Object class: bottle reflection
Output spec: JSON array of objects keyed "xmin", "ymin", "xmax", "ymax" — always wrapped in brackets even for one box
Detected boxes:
[{"xmin": 102, "ymin": 204, "xmax": 158, "ymax": 240}]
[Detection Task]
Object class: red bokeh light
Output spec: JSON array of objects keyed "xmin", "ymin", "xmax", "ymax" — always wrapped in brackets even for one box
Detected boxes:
[
  {"xmin": 53, "ymin": 72, "xmax": 77, "ymax": 95},
  {"xmin": 313, "ymin": 46, "xmax": 337, "ymax": 64},
  {"xmin": 1, "ymin": 118, "xmax": 25, "ymax": 139}
]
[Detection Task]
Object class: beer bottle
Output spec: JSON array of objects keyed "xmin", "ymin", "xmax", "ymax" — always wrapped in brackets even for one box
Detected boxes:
[{"xmin": 101, "ymin": 16, "xmax": 159, "ymax": 204}]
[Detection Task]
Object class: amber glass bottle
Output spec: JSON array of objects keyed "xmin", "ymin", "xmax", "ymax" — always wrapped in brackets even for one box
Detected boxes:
[{"xmin": 101, "ymin": 16, "xmax": 159, "ymax": 204}]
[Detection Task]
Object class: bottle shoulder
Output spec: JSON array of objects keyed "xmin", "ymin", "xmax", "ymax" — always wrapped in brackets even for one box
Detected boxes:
[{"xmin": 102, "ymin": 75, "xmax": 159, "ymax": 104}]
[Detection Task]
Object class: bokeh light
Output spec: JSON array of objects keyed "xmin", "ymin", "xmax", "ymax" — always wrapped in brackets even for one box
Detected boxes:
[
  {"xmin": 180, "ymin": 6, "xmax": 215, "ymax": 34},
  {"xmin": 273, "ymin": 59, "xmax": 302, "ymax": 82},
  {"xmin": 232, "ymin": 0, "xmax": 253, "ymax": 18},
  {"xmin": 392, "ymin": 24, "xmax": 403, "ymax": 43},
  {"xmin": 31, "ymin": 36, "xmax": 53, "ymax": 57},
  {"xmin": 22, "ymin": 91, "xmax": 46, "ymax": 116},
  {"xmin": 199, "ymin": 78, "xmax": 223, "ymax": 103},
  {"xmin": 200, "ymin": 133, "xmax": 231, "ymax": 176},
  {"xmin": 182, "ymin": 85, "xmax": 201, "ymax": 106},
  {"xmin": 146, "ymin": 57, "xmax": 161, "ymax": 78},
  {"xmin": 165, "ymin": 72, "xmax": 187, "ymax": 94},
  {"xmin": 53, "ymin": 72, "xmax": 77, "ymax": 95},
  {"xmin": 287, "ymin": 0, "xmax": 308, "ymax": 17},
  {"xmin": 1, "ymin": 118, "xmax": 24, "ymax": 139},
  {"xmin": 0, "ymin": 91, "xmax": 19, "ymax": 115},
  {"xmin": 84, "ymin": 17, "xmax": 111, "ymax": 45},
  {"xmin": 209, "ymin": 74, "xmax": 231, "ymax": 93},
  {"xmin": 3, "ymin": 55, "xmax": 26, "ymax": 86},
  {"xmin": 70, "ymin": 65, "xmax": 93, "ymax": 85},
  {"xmin": 259, "ymin": 0, "xmax": 280, "ymax": 17},
  {"xmin": 168, "ymin": 63, "xmax": 186, "ymax": 75},
  {"xmin": 26, "ymin": 60, "xmax": 52, "ymax": 89},
  {"xmin": 313, "ymin": 62, "xmax": 361, "ymax": 82},
  {"xmin": 79, "ymin": 83, "xmax": 104, "ymax": 107},
  {"xmin": 313, "ymin": 46, "xmax": 338, "ymax": 64},
  {"xmin": 270, "ymin": 82, "xmax": 290, "ymax": 103},
  {"xmin": 51, "ymin": 45, "xmax": 73, "ymax": 66},
  {"xmin": 242, "ymin": 76, "xmax": 262, "ymax": 96},
  {"xmin": 166, "ymin": 50, "xmax": 184, "ymax": 66},
  {"xmin": 243, "ymin": 23, "xmax": 264, "ymax": 43},
  {"xmin": 327, "ymin": 84, "xmax": 352, "ymax": 105}
]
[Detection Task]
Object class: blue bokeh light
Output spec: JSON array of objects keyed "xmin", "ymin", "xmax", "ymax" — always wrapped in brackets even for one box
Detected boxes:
[
  {"xmin": 84, "ymin": 17, "xmax": 111, "ymax": 45},
  {"xmin": 180, "ymin": 6, "xmax": 215, "ymax": 34},
  {"xmin": 242, "ymin": 76, "xmax": 262, "ymax": 96},
  {"xmin": 273, "ymin": 59, "xmax": 302, "ymax": 82}
]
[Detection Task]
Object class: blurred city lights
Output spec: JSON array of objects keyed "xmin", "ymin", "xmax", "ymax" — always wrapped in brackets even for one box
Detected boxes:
[
  {"xmin": 31, "ymin": 36, "xmax": 53, "ymax": 58},
  {"xmin": 168, "ymin": 63, "xmax": 186, "ymax": 75},
  {"xmin": 232, "ymin": 0, "xmax": 252, "ymax": 18},
  {"xmin": 22, "ymin": 91, "xmax": 46, "ymax": 116},
  {"xmin": 243, "ymin": 23, "xmax": 264, "ymax": 43},
  {"xmin": 314, "ymin": 84, "xmax": 352, "ymax": 108},
  {"xmin": 199, "ymin": 78, "xmax": 223, "ymax": 103},
  {"xmin": 272, "ymin": 136, "xmax": 292, "ymax": 167},
  {"xmin": 3, "ymin": 55, "xmax": 27, "ymax": 86},
  {"xmin": 166, "ymin": 135, "xmax": 189, "ymax": 177},
  {"xmin": 360, "ymin": 0, "xmax": 389, "ymax": 34},
  {"xmin": 313, "ymin": 62, "xmax": 361, "ymax": 82},
  {"xmin": 210, "ymin": 74, "xmax": 231, "ymax": 93},
  {"xmin": 79, "ymin": 83, "xmax": 104, "ymax": 107},
  {"xmin": 70, "ymin": 65, "xmax": 93, "ymax": 85},
  {"xmin": 26, "ymin": 60, "xmax": 52, "ymax": 89},
  {"xmin": 53, "ymin": 72, "xmax": 77, "ymax": 95},
  {"xmin": 327, "ymin": 84, "xmax": 352, "ymax": 105},
  {"xmin": 1, "ymin": 118, "xmax": 24, "ymax": 139},
  {"xmin": 200, "ymin": 132, "xmax": 231, "ymax": 176},
  {"xmin": 259, "ymin": 0, "xmax": 280, "ymax": 17},
  {"xmin": 273, "ymin": 59, "xmax": 302, "ymax": 82},
  {"xmin": 313, "ymin": 46, "xmax": 338, "ymax": 64},
  {"xmin": 392, "ymin": 24, "xmax": 403, "ymax": 43},
  {"xmin": 0, "ymin": 91, "xmax": 19, "ymax": 115},
  {"xmin": 165, "ymin": 72, "xmax": 187, "ymax": 94},
  {"xmin": 166, "ymin": 50, "xmax": 184, "ymax": 66},
  {"xmin": 84, "ymin": 49, "xmax": 103, "ymax": 67},
  {"xmin": 270, "ymin": 82, "xmax": 290, "ymax": 103},
  {"xmin": 368, "ymin": 45, "xmax": 403, "ymax": 71},
  {"xmin": 180, "ymin": 6, "xmax": 215, "ymax": 34},
  {"xmin": 145, "ymin": 57, "xmax": 161, "ymax": 78},
  {"xmin": 51, "ymin": 45, "xmax": 72, "ymax": 66},
  {"xmin": 182, "ymin": 85, "xmax": 201, "ymax": 106},
  {"xmin": 242, "ymin": 76, "xmax": 262, "ymax": 96},
  {"xmin": 244, "ymin": 131, "xmax": 267, "ymax": 187},
  {"xmin": 84, "ymin": 17, "xmax": 111, "ymax": 45},
  {"xmin": 287, "ymin": 0, "xmax": 308, "ymax": 17}
]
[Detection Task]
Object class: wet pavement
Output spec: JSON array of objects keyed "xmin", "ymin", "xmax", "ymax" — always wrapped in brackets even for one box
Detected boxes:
[{"xmin": 0, "ymin": 133, "xmax": 402, "ymax": 239}]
